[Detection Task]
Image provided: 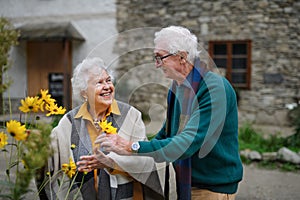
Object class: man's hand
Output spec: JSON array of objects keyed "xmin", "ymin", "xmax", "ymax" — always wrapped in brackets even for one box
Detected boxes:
[{"xmin": 95, "ymin": 134, "xmax": 133, "ymax": 155}]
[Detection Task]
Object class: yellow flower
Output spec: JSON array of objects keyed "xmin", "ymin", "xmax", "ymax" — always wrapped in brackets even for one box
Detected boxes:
[
  {"xmin": 99, "ymin": 120, "xmax": 117, "ymax": 134},
  {"xmin": 19, "ymin": 96, "xmax": 43, "ymax": 113},
  {"xmin": 6, "ymin": 120, "xmax": 27, "ymax": 141},
  {"xmin": 39, "ymin": 89, "xmax": 56, "ymax": 106},
  {"xmin": 21, "ymin": 159, "xmax": 28, "ymax": 169},
  {"xmin": 70, "ymin": 144, "xmax": 76, "ymax": 150},
  {"xmin": 0, "ymin": 132, "xmax": 8, "ymax": 148},
  {"xmin": 62, "ymin": 158, "xmax": 77, "ymax": 178},
  {"xmin": 45, "ymin": 103, "xmax": 66, "ymax": 116}
]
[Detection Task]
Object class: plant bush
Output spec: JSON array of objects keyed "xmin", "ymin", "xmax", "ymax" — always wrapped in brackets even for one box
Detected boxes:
[
  {"xmin": 286, "ymin": 103, "xmax": 300, "ymax": 150},
  {"xmin": 238, "ymin": 122, "xmax": 300, "ymax": 172},
  {"xmin": 239, "ymin": 122, "xmax": 300, "ymax": 153}
]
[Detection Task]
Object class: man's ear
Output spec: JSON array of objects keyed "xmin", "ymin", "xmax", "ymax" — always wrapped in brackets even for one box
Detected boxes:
[{"xmin": 178, "ymin": 51, "xmax": 188, "ymax": 60}]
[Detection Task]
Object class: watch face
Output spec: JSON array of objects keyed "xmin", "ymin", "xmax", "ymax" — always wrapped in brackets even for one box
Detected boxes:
[{"xmin": 132, "ymin": 142, "xmax": 140, "ymax": 151}]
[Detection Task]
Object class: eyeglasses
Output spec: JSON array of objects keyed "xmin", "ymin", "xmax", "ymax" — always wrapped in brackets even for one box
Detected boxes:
[{"xmin": 154, "ymin": 53, "xmax": 175, "ymax": 65}]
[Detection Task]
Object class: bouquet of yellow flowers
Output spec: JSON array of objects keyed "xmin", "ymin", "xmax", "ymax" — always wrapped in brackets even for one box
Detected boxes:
[{"xmin": 0, "ymin": 89, "xmax": 66, "ymax": 200}]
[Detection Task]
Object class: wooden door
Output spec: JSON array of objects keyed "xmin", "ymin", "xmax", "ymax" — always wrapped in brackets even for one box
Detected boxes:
[{"xmin": 27, "ymin": 41, "xmax": 72, "ymax": 109}]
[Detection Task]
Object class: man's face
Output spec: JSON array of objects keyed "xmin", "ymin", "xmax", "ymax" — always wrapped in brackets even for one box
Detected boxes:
[{"xmin": 154, "ymin": 49, "xmax": 184, "ymax": 81}]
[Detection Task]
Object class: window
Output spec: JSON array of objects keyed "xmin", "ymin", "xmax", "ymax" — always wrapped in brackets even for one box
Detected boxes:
[{"xmin": 209, "ymin": 40, "xmax": 251, "ymax": 89}]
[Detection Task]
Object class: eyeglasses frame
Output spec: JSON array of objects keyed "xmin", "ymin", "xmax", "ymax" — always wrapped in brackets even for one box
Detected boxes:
[{"xmin": 154, "ymin": 53, "xmax": 175, "ymax": 65}]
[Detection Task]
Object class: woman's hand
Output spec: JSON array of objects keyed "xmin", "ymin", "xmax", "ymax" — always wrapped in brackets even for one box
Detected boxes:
[
  {"xmin": 95, "ymin": 134, "xmax": 133, "ymax": 155},
  {"xmin": 76, "ymin": 149, "xmax": 114, "ymax": 172}
]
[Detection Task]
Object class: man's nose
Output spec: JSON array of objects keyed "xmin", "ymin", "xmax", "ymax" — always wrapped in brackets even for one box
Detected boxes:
[{"xmin": 155, "ymin": 61, "xmax": 162, "ymax": 68}]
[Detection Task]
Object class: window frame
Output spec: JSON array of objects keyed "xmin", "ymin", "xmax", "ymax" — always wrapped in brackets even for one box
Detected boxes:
[{"xmin": 209, "ymin": 40, "xmax": 252, "ymax": 89}]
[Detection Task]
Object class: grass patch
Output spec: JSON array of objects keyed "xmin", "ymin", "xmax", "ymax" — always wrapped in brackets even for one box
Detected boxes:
[
  {"xmin": 239, "ymin": 123, "xmax": 300, "ymax": 153},
  {"xmin": 239, "ymin": 122, "xmax": 300, "ymax": 172}
]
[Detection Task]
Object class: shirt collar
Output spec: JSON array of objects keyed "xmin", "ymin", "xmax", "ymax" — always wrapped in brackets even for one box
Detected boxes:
[{"xmin": 74, "ymin": 99, "xmax": 121, "ymax": 121}]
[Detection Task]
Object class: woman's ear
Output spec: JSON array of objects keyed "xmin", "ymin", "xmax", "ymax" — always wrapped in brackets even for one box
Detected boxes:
[{"xmin": 81, "ymin": 91, "xmax": 88, "ymax": 100}]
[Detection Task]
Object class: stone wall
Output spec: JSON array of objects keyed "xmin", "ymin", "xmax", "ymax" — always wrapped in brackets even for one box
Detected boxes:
[{"xmin": 114, "ymin": 0, "xmax": 300, "ymax": 127}]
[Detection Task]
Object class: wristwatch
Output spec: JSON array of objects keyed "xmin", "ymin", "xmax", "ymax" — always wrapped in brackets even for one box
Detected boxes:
[{"xmin": 131, "ymin": 142, "xmax": 140, "ymax": 153}]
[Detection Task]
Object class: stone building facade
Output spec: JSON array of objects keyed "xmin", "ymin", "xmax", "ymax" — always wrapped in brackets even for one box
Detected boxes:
[
  {"xmin": 113, "ymin": 0, "xmax": 300, "ymax": 128},
  {"xmin": 1, "ymin": 0, "xmax": 299, "ymax": 131}
]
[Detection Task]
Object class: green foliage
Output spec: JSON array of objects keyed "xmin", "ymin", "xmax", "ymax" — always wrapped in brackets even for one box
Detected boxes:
[
  {"xmin": 147, "ymin": 133, "xmax": 157, "ymax": 141},
  {"xmin": 239, "ymin": 122, "xmax": 300, "ymax": 172},
  {"xmin": 51, "ymin": 114, "xmax": 64, "ymax": 128},
  {"xmin": 238, "ymin": 123, "xmax": 299, "ymax": 153},
  {"xmin": 0, "ymin": 17, "xmax": 19, "ymax": 93},
  {"xmin": 286, "ymin": 103, "xmax": 300, "ymax": 149},
  {"xmin": 238, "ymin": 123, "xmax": 265, "ymax": 152},
  {"xmin": 1, "ymin": 123, "xmax": 54, "ymax": 200},
  {"xmin": 280, "ymin": 162, "xmax": 299, "ymax": 172},
  {"xmin": 239, "ymin": 155, "xmax": 252, "ymax": 165},
  {"xmin": 0, "ymin": 17, "xmax": 20, "ymax": 116},
  {"xmin": 257, "ymin": 160, "xmax": 277, "ymax": 170},
  {"xmin": 256, "ymin": 161, "xmax": 299, "ymax": 172}
]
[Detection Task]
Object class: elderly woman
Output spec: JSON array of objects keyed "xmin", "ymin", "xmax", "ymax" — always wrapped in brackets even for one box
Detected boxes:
[{"xmin": 43, "ymin": 57, "xmax": 163, "ymax": 200}]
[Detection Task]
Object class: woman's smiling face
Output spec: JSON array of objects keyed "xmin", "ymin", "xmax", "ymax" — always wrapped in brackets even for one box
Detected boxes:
[{"xmin": 86, "ymin": 69, "xmax": 115, "ymax": 110}]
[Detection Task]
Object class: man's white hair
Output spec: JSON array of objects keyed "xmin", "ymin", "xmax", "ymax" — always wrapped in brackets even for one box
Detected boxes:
[{"xmin": 154, "ymin": 26, "xmax": 200, "ymax": 63}]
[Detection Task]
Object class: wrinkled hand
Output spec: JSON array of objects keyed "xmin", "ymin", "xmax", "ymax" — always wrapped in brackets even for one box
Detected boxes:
[
  {"xmin": 95, "ymin": 134, "xmax": 133, "ymax": 155},
  {"xmin": 77, "ymin": 148, "xmax": 114, "ymax": 172}
]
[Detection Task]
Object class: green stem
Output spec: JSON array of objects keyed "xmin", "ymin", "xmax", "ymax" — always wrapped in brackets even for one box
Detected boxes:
[
  {"xmin": 4, "ymin": 144, "xmax": 10, "ymax": 181},
  {"xmin": 11, "ymin": 141, "xmax": 21, "ymax": 199},
  {"xmin": 8, "ymin": 88, "xmax": 12, "ymax": 120},
  {"xmin": 14, "ymin": 141, "xmax": 21, "ymax": 193},
  {"xmin": 34, "ymin": 170, "xmax": 62, "ymax": 200},
  {"xmin": 7, "ymin": 139, "xmax": 17, "ymax": 182},
  {"xmin": 56, "ymin": 172, "xmax": 66, "ymax": 196},
  {"xmin": 73, "ymin": 173, "xmax": 86, "ymax": 200},
  {"xmin": 64, "ymin": 171, "xmax": 79, "ymax": 200},
  {"xmin": 6, "ymin": 88, "xmax": 14, "ymax": 182},
  {"xmin": 35, "ymin": 177, "xmax": 50, "ymax": 200}
]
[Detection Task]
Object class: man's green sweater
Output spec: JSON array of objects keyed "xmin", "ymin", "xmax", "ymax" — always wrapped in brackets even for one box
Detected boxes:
[{"xmin": 139, "ymin": 70, "xmax": 243, "ymax": 194}]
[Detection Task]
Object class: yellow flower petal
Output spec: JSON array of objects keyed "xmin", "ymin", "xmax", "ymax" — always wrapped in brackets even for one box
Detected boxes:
[{"xmin": 0, "ymin": 132, "xmax": 8, "ymax": 148}]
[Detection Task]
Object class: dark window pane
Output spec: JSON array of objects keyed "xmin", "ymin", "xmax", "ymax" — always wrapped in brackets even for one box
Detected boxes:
[
  {"xmin": 214, "ymin": 58, "xmax": 227, "ymax": 68},
  {"xmin": 214, "ymin": 44, "xmax": 227, "ymax": 55},
  {"xmin": 233, "ymin": 44, "xmax": 247, "ymax": 54},
  {"xmin": 232, "ymin": 58, "xmax": 247, "ymax": 69},
  {"xmin": 232, "ymin": 72, "xmax": 246, "ymax": 83}
]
